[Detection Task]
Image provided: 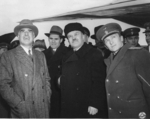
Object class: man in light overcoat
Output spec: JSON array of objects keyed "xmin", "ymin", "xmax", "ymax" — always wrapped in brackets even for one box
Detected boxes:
[{"xmin": 0, "ymin": 19, "xmax": 51, "ymax": 118}]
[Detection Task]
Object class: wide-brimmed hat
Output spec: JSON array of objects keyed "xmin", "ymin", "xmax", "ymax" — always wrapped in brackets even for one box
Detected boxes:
[
  {"xmin": 96, "ymin": 23, "xmax": 122, "ymax": 41},
  {"xmin": 64, "ymin": 22, "xmax": 84, "ymax": 37},
  {"xmin": 45, "ymin": 25, "xmax": 64, "ymax": 38},
  {"xmin": 91, "ymin": 25, "xmax": 104, "ymax": 40},
  {"xmin": 14, "ymin": 19, "xmax": 38, "ymax": 37}
]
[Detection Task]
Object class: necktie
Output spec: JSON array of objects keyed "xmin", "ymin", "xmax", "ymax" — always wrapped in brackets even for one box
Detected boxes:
[{"xmin": 28, "ymin": 50, "xmax": 33, "ymax": 62}]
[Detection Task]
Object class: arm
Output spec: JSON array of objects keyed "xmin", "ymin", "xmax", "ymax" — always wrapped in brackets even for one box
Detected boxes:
[
  {"xmin": 88, "ymin": 50, "xmax": 107, "ymax": 114},
  {"xmin": 43, "ymin": 54, "xmax": 52, "ymax": 101},
  {"xmin": 0, "ymin": 53, "xmax": 22, "ymax": 108},
  {"xmin": 135, "ymin": 49, "xmax": 150, "ymax": 107}
]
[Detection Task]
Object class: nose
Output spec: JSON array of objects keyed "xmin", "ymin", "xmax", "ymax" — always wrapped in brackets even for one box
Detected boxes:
[
  {"xmin": 109, "ymin": 40, "xmax": 113, "ymax": 45},
  {"xmin": 25, "ymin": 31, "xmax": 29, "ymax": 36}
]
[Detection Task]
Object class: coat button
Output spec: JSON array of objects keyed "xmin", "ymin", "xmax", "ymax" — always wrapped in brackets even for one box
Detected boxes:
[
  {"xmin": 108, "ymin": 93, "xmax": 110, "ymax": 96},
  {"xmin": 116, "ymin": 80, "xmax": 119, "ymax": 83},
  {"xmin": 58, "ymin": 65, "xmax": 60, "ymax": 68},
  {"xmin": 76, "ymin": 73, "xmax": 79, "ymax": 75},
  {"xmin": 106, "ymin": 79, "xmax": 109, "ymax": 82},
  {"xmin": 42, "ymin": 86, "xmax": 44, "ymax": 89},
  {"xmin": 43, "ymin": 99, "xmax": 45, "ymax": 102},
  {"xmin": 117, "ymin": 96, "xmax": 120, "ymax": 99},
  {"xmin": 119, "ymin": 111, "xmax": 122, "ymax": 114},
  {"xmin": 25, "ymin": 74, "xmax": 28, "ymax": 77},
  {"xmin": 32, "ymin": 101, "xmax": 34, "ymax": 104},
  {"xmin": 32, "ymin": 88, "xmax": 34, "ymax": 91},
  {"xmin": 76, "ymin": 88, "xmax": 79, "ymax": 90},
  {"xmin": 109, "ymin": 107, "xmax": 112, "ymax": 110}
]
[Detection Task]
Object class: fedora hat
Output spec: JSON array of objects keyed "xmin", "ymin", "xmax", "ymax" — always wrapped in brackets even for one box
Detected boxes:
[
  {"xmin": 91, "ymin": 25, "xmax": 104, "ymax": 40},
  {"xmin": 45, "ymin": 25, "xmax": 64, "ymax": 38},
  {"xmin": 14, "ymin": 19, "xmax": 38, "ymax": 37}
]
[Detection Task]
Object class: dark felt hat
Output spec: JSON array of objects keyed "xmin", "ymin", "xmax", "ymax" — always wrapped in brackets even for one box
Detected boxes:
[
  {"xmin": 96, "ymin": 23, "xmax": 122, "ymax": 41},
  {"xmin": 64, "ymin": 22, "xmax": 84, "ymax": 37},
  {"xmin": 91, "ymin": 25, "xmax": 104, "ymax": 40},
  {"xmin": 45, "ymin": 25, "xmax": 64, "ymax": 38}
]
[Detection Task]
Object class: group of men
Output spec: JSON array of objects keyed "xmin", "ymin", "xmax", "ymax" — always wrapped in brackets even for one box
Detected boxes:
[{"xmin": 0, "ymin": 19, "xmax": 150, "ymax": 118}]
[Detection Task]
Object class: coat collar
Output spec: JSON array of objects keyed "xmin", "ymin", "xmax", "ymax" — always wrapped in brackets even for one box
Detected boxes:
[
  {"xmin": 105, "ymin": 43, "xmax": 131, "ymax": 77},
  {"xmin": 65, "ymin": 43, "xmax": 92, "ymax": 62},
  {"xmin": 14, "ymin": 46, "xmax": 34, "ymax": 72}
]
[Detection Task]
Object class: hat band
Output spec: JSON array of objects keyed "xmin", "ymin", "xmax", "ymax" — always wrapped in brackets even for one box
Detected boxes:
[{"xmin": 50, "ymin": 31, "xmax": 62, "ymax": 36}]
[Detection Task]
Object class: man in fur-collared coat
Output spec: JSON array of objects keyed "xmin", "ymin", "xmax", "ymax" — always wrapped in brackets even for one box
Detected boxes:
[
  {"xmin": 59, "ymin": 23, "xmax": 108, "ymax": 118},
  {"xmin": 96, "ymin": 23, "xmax": 150, "ymax": 118},
  {"xmin": 0, "ymin": 19, "xmax": 51, "ymax": 118}
]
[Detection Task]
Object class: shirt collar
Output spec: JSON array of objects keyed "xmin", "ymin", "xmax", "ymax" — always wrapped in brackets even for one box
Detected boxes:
[{"xmin": 20, "ymin": 45, "xmax": 32, "ymax": 55}]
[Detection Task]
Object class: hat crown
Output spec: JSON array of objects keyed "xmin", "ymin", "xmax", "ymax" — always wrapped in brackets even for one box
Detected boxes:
[
  {"xmin": 50, "ymin": 25, "xmax": 63, "ymax": 34},
  {"xmin": 94, "ymin": 25, "xmax": 104, "ymax": 34},
  {"xmin": 64, "ymin": 22, "xmax": 84, "ymax": 36},
  {"xmin": 20, "ymin": 19, "xmax": 33, "ymax": 25}
]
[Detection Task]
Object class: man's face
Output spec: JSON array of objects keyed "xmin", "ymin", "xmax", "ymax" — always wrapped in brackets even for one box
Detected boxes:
[
  {"xmin": 125, "ymin": 35, "xmax": 139, "ymax": 47},
  {"xmin": 18, "ymin": 28, "xmax": 35, "ymax": 47},
  {"xmin": 0, "ymin": 47, "xmax": 7, "ymax": 56},
  {"xmin": 145, "ymin": 32, "xmax": 150, "ymax": 45},
  {"xmin": 49, "ymin": 34, "xmax": 62, "ymax": 49},
  {"xmin": 67, "ymin": 31, "xmax": 85, "ymax": 50},
  {"xmin": 104, "ymin": 33, "xmax": 123, "ymax": 52}
]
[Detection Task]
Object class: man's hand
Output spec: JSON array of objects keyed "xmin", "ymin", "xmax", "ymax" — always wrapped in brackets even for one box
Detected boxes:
[{"xmin": 88, "ymin": 106, "xmax": 98, "ymax": 115}]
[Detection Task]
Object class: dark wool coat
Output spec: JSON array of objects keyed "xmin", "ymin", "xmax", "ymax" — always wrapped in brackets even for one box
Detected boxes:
[
  {"xmin": 0, "ymin": 46, "xmax": 51, "ymax": 118},
  {"xmin": 60, "ymin": 43, "xmax": 108, "ymax": 118},
  {"xmin": 43, "ymin": 44, "xmax": 70, "ymax": 117},
  {"xmin": 105, "ymin": 43, "xmax": 150, "ymax": 118}
]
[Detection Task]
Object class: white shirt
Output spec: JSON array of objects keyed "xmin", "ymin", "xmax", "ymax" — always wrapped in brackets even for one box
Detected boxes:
[{"xmin": 20, "ymin": 45, "xmax": 32, "ymax": 55}]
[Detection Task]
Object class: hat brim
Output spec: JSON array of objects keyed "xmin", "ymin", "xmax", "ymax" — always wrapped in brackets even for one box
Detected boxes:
[
  {"xmin": 14, "ymin": 25, "xmax": 38, "ymax": 37},
  {"xmin": 45, "ymin": 33, "xmax": 65, "ymax": 39},
  {"xmin": 102, "ymin": 31, "xmax": 120, "ymax": 41},
  {"xmin": 91, "ymin": 35, "xmax": 96, "ymax": 39}
]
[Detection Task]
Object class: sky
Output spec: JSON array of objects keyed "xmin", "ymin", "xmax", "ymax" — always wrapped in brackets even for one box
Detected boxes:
[{"xmin": 0, "ymin": 0, "xmax": 147, "ymax": 46}]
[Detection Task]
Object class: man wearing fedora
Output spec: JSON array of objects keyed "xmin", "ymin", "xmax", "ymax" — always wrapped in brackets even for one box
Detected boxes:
[
  {"xmin": 143, "ymin": 22, "xmax": 150, "ymax": 52},
  {"xmin": 96, "ymin": 23, "xmax": 150, "ymax": 118},
  {"xmin": 43, "ymin": 25, "xmax": 69, "ymax": 118},
  {"xmin": 60, "ymin": 22, "xmax": 108, "ymax": 118},
  {"xmin": 0, "ymin": 19, "xmax": 51, "ymax": 118}
]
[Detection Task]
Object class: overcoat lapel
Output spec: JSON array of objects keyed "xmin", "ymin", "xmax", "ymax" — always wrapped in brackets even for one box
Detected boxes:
[
  {"xmin": 105, "ymin": 43, "xmax": 131, "ymax": 77},
  {"xmin": 15, "ymin": 46, "xmax": 34, "ymax": 72}
]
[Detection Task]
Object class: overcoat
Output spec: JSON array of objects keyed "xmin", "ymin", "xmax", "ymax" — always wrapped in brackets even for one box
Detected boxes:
[
  {"xmin": 43, "ymin": 44, "xmax": 69, "ymax": 117},
  {"xmin": 0, "ymin": 46, "xmax": 51, "ymax": 118},
  {"xmin": 60, "ymin": 43, "xmax": 108, "ymax": 118},
  {"xmin": 105, "ymin": 43, "xmax": 150, "ymax": 118}
]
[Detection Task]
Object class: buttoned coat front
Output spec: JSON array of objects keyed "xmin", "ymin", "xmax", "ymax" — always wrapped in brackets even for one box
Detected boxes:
[
  {"xmin": 0, "ymin": 46, "xmax": 51, "ymax": 118},
  {"xmin": 60, "ymin": 43, "xmax": 108, "ymax": 118},
  {"xmin": 105, "ymin": 43, "xmax": 150, "ymax": 118}
]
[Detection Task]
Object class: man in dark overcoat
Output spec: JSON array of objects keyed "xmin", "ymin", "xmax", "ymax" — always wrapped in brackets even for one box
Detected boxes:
[
  {"xmin": 43, "ymin": 25, "xmax": 69, "ymax": 117},
  {"xmin": 0, "ymin": 19, "xmax": 51, "ymax": 118},
  {"xmin": 60, "ymin": 22, "xmax": 108, "ymax": 118},
  {"xmin": 96, "ymin": 23, "xmax": 150, "ymax": 118}
]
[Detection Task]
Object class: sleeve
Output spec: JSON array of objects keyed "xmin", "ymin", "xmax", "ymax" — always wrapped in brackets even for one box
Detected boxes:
[
  {"xmin": 89, "ymin": 50, "xmax": 107, "ymax": 113},
  {"xmin": 43, "ymin": 54, "xmax": 52, "ymax": 102},
  {"xmin": 135, "ymin": 49, "xmax": 150, "ymax": 107},
  {"xmin": 0, "ymin": 53, "xmax": 22, "ymax": 108}
]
